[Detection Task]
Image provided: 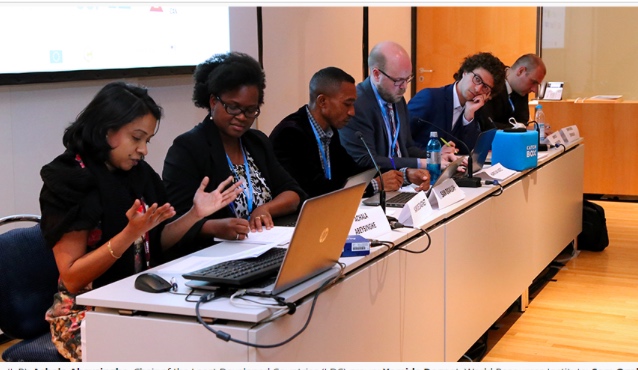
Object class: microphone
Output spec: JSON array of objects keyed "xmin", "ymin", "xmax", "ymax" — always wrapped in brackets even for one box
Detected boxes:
[
  {"xmin": 356, "ymin": 131, "xmax": 386, "ymax": 214},
  {"xmin": 416, "ymin": 119, "xmax": 482, "ymax": 188}
]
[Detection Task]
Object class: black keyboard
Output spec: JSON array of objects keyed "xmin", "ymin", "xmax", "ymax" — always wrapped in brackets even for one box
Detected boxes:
[
  {"xmin": 386, "ymin": 192, "xmax": 418, "ymax": 207},
  {"xmin": 182, "ymin": 247, "xmax": 287, "ymax": 287}
]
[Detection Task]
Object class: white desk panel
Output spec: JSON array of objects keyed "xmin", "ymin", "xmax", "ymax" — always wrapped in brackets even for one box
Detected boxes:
[
  {"xmin": 399, "ymin": 224, "xmax": 445, "ymax": 361},
  {"xmin": 529, "ymin": 144, "xmax": 585, "ymax": 274},
  {"xmin": 83, "ymin": 310, "xmax": 252, "ymax": 361},
  {"xmin": 248, "ymin": 247, "xmax": 403, "ymax": 361}
]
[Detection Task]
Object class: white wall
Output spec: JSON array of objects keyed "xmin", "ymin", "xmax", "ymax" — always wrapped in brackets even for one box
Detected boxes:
[{"xmin": 0, "ymin": 6, "xmax": 411, "ymax": 219}]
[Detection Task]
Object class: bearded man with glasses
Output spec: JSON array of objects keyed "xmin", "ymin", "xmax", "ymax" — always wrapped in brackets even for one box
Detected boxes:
[
  {"xmin": 340, "ymin": 41, "xmax": 451, "ymax": 191},
  {"xmin": 408, "ymin": 52, "xmax": 506, "ymax": 154}
]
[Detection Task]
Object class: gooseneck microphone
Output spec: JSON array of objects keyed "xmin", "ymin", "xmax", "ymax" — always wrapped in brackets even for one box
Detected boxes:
[
  {"xmin": 417, "ymin": 118, "xmax": 482, "ymax": 188},
  {"xmin": 355, "ymin": 131, "xmax": 386, "ymax": 214}
]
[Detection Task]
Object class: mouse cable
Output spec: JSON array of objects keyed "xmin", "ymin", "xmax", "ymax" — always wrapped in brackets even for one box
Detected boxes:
[
  {"xmin": 195, "ymin": 263, "xmax": 346, "ymax": 348},
  {"xmin": 394, "ymin": 227, "xmax": 431, "ymax": 254}
]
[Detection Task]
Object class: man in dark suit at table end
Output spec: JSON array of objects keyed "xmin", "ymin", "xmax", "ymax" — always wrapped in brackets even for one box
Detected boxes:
[
  {"xmin": 270, "ymin": 66, "xmax": 404, "ymax": 198},
  {"xmin": 482, "ymin": 53, "xmax": 547, "ymax": 130}
]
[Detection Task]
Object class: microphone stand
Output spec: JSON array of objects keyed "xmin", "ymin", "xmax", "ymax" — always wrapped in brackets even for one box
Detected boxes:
[
  {"xmin": 356, "ymin": 131, "xmax": 386, "ymax": 214},
  {"xmin": 417, "ymin": 119, "xmax": 482, "ymax": 188}
]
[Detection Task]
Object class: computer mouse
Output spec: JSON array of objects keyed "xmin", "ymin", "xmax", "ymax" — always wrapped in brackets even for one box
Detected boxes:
[{"xmin": 134, "ymin": 272, "xmax": 173, "ymax": 293}]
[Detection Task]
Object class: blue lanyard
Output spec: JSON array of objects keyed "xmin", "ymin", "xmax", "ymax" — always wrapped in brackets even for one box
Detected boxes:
[
  {"xmin": 379, "ymin": 101, "xmax": 400, "ymax": 157},
  {"xmin": 308, "ymin": 122, "xmax": 331, "ymax": 180},
  {"xmin": 226, "ymin": 139, "xmax": 254, "ymax": 218},
  {"xmin": 508, "ymin": 96, "xmax": 516, "ymax": 112}
]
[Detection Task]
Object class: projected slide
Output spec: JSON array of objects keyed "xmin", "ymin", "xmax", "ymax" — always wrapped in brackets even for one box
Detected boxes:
[{"xmin": 0, "ymin": 4, "xmax": 230, "ymax": 74}]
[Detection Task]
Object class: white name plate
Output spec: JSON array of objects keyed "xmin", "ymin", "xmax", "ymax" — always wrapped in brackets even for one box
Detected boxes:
[
  {"xmin": 481, "ymin": 163, "xmax": 517, "ymax": 181},
  {"xmin": 428, "ymin": 178, "xmax": 465, "ymax": 210},
  {"xmin": 398, "ymin": 191, "xmax": 432, "ymax": 227},
  {"xmin": 349, "ymin": 205, "xmax": 391, "ymax": 239},
  {"xmin": 560, "ymin": 125, "xmax": 580, "ymax": 144},
  {"xmin": 547, "ymin": 124, "xmax": 580, "ymax": 146},
  {"xmin": 545, "ymin": 130, "xmax": 564, "ymax": 146}
]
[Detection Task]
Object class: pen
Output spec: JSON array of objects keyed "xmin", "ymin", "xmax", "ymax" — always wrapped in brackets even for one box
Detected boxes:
[{"xmin": 440, "ymin": 138, "xmax": 452, "ymax": 147}]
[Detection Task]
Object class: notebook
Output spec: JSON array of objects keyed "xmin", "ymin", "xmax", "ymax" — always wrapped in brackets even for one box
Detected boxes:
[{"xmin": 184, "ymin": 182, "xmax": 367, "ymax": 296}]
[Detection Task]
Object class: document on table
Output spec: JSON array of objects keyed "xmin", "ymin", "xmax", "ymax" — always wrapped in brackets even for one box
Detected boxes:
[{"xmin": 214, "ymin": 226, "xmax": 294, "ymax": 245}]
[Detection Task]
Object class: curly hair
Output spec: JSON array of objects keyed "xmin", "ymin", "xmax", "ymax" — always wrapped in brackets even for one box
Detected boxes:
[
  {"xmin": 192, "ymin": 52, "xmax": 266, "ymax": 110},
  {"xmin": 62, "ymin": 81, "xmax": 162, "ymax": 163},
  {"xmin": 453, "ymin": 52, "xmax": 506, "ymax": 96}
]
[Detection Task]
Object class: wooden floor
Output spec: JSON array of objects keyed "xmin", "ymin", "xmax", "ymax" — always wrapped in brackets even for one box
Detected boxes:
[
  {"xmin": 483, "ymin": 200, "xmax": 638, "ymax": 362},
  {"xmin": 2, "ymin": 201, "xmax": 636, "ymax": 362}
]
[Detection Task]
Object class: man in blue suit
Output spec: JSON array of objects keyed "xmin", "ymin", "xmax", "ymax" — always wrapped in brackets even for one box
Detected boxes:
[
  {"xmin": 340, "ymin": 41, "xmax": 457, "ymax": 190},
  {"xmin": 408, "ymin": 52, "xmax": 506, "ymax": 154}
]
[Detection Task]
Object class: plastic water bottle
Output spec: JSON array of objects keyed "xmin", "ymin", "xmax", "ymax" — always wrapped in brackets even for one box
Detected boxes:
[
  {"xmin": 535, "ymin": 104, "xmax": 546, "ymax": 143},
  {"xmin": 426, "ymin": 131, "xmax": 441, "ymax": 186}
]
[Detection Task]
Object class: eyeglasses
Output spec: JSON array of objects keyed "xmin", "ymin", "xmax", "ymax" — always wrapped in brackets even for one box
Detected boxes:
[
  {"xmin": 469, "ymin": 71, "xmax": 493, "ymax": 94},
  {"xmin": 377, "ymin": 69, "xmax": 415, "ymax": 87},
  {"xmin": 215, "ymin": 96, "xmax": 260, "ymax": 118}
]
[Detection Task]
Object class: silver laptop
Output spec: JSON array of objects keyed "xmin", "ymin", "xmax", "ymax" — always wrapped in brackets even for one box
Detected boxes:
[
  {"xmin": 185, "ymin": 182, "xmax": 367, "ymax": 295},
  {"xmin": 362, "ymin": 157, "xmax": 465, "ymax": 208},
  {"xmin": 253, "ymin": 182, "xmax": 366, "ymax": 295}
]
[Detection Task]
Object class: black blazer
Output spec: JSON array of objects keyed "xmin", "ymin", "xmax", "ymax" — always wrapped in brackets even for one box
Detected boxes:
[
  {"xmin": 162, "ymin": 116, "xmax": 306, "ymax": 255},
  {"xmin": 339, "ymin": 77, "xmax": 427, "ymax": 172},
  {"xmin": 270, "ymin": 106, "xmax": 373, "ymax": 198},
  {"xmin": 482, "ymin": 82, "xmax": 530, "ymax": 129}
]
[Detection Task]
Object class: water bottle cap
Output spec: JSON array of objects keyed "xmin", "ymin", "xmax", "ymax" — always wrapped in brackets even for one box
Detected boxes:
[
  {"xmin": 430, "ymin": 131, "xmax": 438, "ymax": 137},
  {"xmin": 536, "ymin": 104, "xmax": 543, "ymax": 109}
]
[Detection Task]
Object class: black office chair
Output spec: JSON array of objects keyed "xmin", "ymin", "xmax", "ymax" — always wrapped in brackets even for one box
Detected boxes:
[{"xmin": 0, "ymin": 214, "xmax": 67, "ymax": 362}]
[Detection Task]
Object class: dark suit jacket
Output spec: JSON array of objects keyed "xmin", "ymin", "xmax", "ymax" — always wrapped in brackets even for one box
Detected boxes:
[
  {"xmin": 270, "ymin": 106, "xmax": 373, "ymax": 198},
  {"xmin": 482, "ymin": 82, "xmax": 530, "ymax": 129},
  {"xmin": 162, "ymin": 116, "xmax": 305, "ymax": 256},
  {"xmin": 339, "ymin": 77, "xmax": 427, "ymax": 172},
  {"xmin": 407, "ymin": 83, "xmax": 484, "ymax": 154}
]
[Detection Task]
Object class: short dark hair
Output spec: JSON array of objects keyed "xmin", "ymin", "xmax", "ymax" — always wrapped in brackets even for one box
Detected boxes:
[
  {"xmin": 309, "ymin": 66, "xmax": 355, "ymax": 102},
  {"xmin": 192, "ymin": 52, "xmax": 266, "ymax": 110},
  {"xmin": 453, "ymin": 52, "xmax": 506, "ymax": 96},
  {"xmin": 511, "ymin": 53, "xmax": 543, "ymax": 71},
  {"xmin": 62, "ymin": 81, "xmax": 162, "ymax": 162}
]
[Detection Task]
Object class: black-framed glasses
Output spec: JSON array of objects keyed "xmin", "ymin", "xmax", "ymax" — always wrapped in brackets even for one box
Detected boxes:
[
  {"xmin": 469, "ymin": 71, "xmax": 493, "ymax": 94},
  {"xmin": 215, "ymin": 96, "xmax": 261, "ymax": 118},
  {"xmin": 377, "ymin": 68, "xmax": 415, "ymax": 87}
]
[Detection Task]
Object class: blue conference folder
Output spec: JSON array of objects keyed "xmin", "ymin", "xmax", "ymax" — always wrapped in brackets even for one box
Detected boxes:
[{"xmin": 491, "ymin": 130, "xmax": 538, "ymax": 171}]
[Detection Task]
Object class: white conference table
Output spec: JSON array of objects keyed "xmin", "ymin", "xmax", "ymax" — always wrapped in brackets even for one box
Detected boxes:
[{"xmin": 78, "ymin": 140, "xmax": 584, "ymax": 362}]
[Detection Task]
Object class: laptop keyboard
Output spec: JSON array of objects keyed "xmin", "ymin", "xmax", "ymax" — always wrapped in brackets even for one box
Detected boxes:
[
  {"xmin": 386, "ymin": 192, "xmax": 418, "ymax": 207},
  {"xmin": 182, "ymin": 247, "xmax": 287, "ymax": 287}
]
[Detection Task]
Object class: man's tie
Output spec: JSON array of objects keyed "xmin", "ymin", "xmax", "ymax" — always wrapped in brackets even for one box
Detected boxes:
[
  {"xmin": 386, "ymin": 103, "xmax": 401, "ymax": 157},
  {"xmin": 452, "ymin": 106, "xmax": 465, "ymax": 138}
]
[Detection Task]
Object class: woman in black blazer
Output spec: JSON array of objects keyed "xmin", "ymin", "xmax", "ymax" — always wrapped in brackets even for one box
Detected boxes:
[{"xmin": 163, "ymin": 52, "xmax": 305, "ymax": 257}]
